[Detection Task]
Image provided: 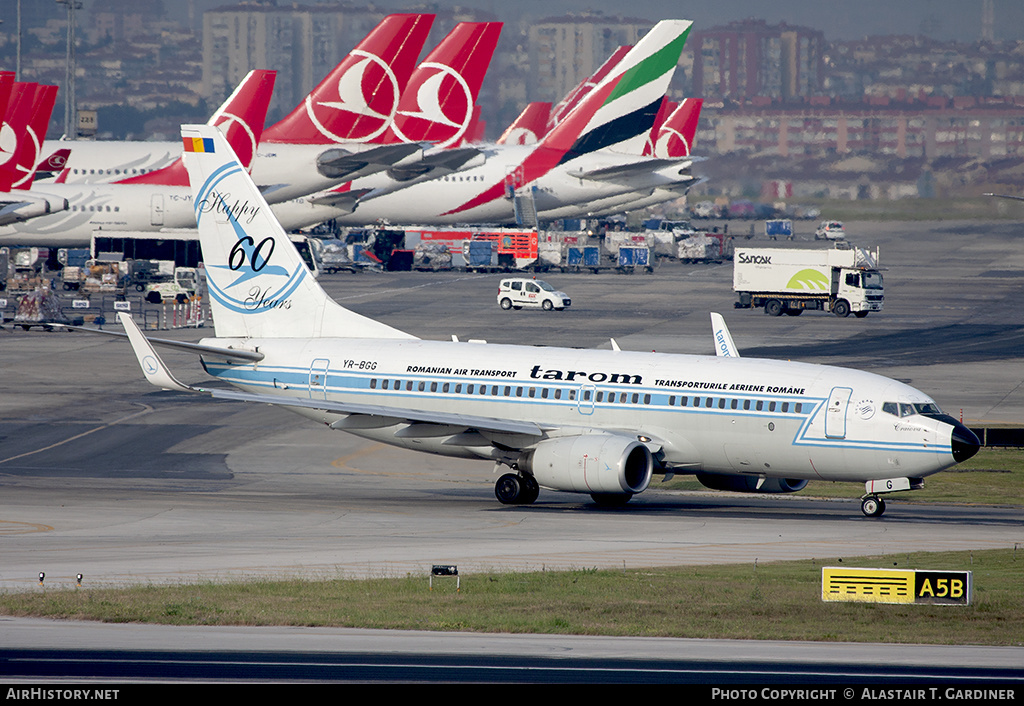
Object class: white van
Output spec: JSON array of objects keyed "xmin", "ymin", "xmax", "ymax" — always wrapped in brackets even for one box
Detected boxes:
[{"xmin": 497, "ymin": 278, "xmax": 571, "ymax": 311}]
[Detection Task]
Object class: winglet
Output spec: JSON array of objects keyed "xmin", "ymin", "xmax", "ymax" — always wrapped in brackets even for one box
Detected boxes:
[
  {"xmin": 710, "ymin": 312, "xmax": 740, "ymax": 357},
  {"xmin": 118, "ymin": 312, "xmax": 200, "ymax": 392}
]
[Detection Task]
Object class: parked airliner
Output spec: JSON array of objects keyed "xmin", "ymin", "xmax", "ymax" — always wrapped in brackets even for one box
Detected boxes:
[
  {"xmin": 112, "ymin": 120, "xmax": 979, "ymax": 518},
  {"xmin": 271, "ymin": 21, "xmax": 695, "ymax": 228}
]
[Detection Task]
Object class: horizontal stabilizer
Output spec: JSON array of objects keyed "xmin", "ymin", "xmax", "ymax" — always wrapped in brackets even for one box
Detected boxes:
[
  {"xmin": 308, "ymin": 188, "xmax": 373, "ymax": 211},
  {"xmin": 568, "ymin": 157, "xmax": 693, "ymax": 183},
  {"xmin": 59, "ymin": 321, "xmax": 265, "ymax": 363}
]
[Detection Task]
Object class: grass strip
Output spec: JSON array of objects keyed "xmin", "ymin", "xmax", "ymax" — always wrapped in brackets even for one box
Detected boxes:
[{"xmin": 1, "ymin": 549, "xmax": 1020, "ymax": 645}]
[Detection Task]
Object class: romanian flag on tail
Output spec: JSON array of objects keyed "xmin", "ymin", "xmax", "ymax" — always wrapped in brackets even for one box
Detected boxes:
[{"xmin": 183, "ymin": 136, "xmax": 215, "ymax": 153}]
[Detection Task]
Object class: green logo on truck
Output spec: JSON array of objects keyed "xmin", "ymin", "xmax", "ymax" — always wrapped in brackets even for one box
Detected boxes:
[{"xmin": 786, "ymin": 268, "xmax": 829, "ymax": 291}]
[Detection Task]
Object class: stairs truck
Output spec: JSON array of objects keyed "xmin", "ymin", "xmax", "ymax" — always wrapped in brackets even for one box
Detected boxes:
[{"xmin": 733, "ymin": 244, "xmax": 884, "ymax": 318}]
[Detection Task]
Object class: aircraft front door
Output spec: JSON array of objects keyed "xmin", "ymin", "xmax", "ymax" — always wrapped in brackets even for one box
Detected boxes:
[
  {"xmin": 825, "ymin": 386, "xmax": 852, "ymax": 439},
  {"xmin": 308, "ymin": 359, "xmax": 330, "ymax": 400}
]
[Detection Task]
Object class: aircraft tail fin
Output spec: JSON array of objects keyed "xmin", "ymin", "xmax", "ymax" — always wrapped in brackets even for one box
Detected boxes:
[
  {"xmin": 180, "ymin": 124, "xmax": 416, "ymax": 341},
  {"xmin": 261, "ymin": 14, "xmax": 434, "ymax": 145},
  {"xmin": 652, "ymin": 98, "xmax": 703, "ymax": 158},
  {"xmin": 117, "ymin": 70, "xmax": 276, "ymax": 186},
  {"xmin": 385, "ymin": 21, "xmax": 502, "ymax": 148},
  {"xmin": 546, "ymin": 45, "xmax": 631, "ymax": 133},
  {"xmin": 442, "ymin": 21, "xmax": 691, "ymax": 216},
  {"xmin": 497, "ymin": 102, "xmax": 551, "ymax": 145},
  {"xmin": 1, "ymin": 83, "xmax": 57, "ymax": 191}
]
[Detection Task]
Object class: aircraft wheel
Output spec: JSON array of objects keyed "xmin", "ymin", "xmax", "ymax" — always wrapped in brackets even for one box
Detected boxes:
[
  {"xmin": 495, "ymin": 473, "xmax": 523, "ymax": 504},
  {"xmin": 861, "ymin": 496, "xmax": 886, "ymax": 517},
  {"xmin": 500, "ymin": 297, "xmax": 513, "ymax": 310},
  {"xmin": 520, "ymin": 474, "xmax": 540, "ymax": 504}
]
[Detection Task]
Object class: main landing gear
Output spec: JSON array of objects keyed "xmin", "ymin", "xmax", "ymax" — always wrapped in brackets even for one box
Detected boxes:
[
  {"xmin": 495, "ymin": 472, "xmax": 540, "ymax": 505},
  {"xmin": 861, "ymin": 495, "xmax": 886, "ymax": 517}
]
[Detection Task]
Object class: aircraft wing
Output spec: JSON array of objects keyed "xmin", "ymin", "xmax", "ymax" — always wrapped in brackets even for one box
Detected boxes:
[
  {"xmin": 113, "ymin": 312, "xmax": 547, "ymax": 438},
  {"xmin": 385, "ymin": 146, "xmax": 482, "ymax": 182},
  {"xmin": 210, "ymin": 388, "xmax": 547, "ymax": 437},
  {"xmin": 316, "ymin": 143, "xmax": 425, "ymax": 181},
  {"xmin": 0, "ymin": 193, "xmax": 69, "ymax": 226}
]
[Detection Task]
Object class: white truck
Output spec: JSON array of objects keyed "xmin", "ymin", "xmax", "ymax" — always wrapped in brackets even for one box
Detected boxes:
[{"xmin": 733, "ymin": 244, "xmax": 883, "ymax": 318}]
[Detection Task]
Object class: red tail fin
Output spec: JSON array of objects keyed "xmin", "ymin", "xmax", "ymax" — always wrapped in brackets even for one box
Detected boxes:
[
  {"xmin": 497, "ymin": 102, "xmax": 551, "ymax": 145},
  {"xmin": 642, "ymin": 98, "xmax": 676, "ymax": 156},
  {"xmin": 651, "ymin": 98, "xmax": 703, "ymax": 158},
  {"xmin": 116, "ymin": 70, "xmax": 276, "ymax": 186},
  {"xmin": 38, "ymin": 147, "xmax": 70, "ymax": 173},
  {"xmin": 385, "ymin": 21, "xmax": 502, "ymax": 147},
  {"xmin": 0, "ymin": 83, "xmax": 57, "ymax": 191},
  {"xmin": 262, "ymin": 13, "xmax": 434, "ymax": 145}
]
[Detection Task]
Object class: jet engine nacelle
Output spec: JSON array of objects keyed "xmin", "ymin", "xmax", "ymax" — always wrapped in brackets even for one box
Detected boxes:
[
  {"xmin": 519, "ymin": 434, "xmax": 653, "ymax": 496},
  {"xmin": 0, "ymin": 195, "xmax": 69, "ymax": 227},
  {"xmin": 696, "ymin": 472, "xmax": 808, "ymax": 494}
]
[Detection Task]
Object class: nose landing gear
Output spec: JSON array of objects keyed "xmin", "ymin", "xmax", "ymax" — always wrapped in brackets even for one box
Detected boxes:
[{"xmin": 861, "ymin": 495, "xmax": 886, "ymax": 517}]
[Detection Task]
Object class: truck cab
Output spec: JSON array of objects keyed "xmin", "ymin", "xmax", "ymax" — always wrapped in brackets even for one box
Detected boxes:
[{"xmin": 832, "ymin": 266, "xmax": 884, "ymax": 317}]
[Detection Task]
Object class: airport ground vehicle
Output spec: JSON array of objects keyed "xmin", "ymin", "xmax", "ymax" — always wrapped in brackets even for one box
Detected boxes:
[
  {"xmin": 497, "ymin": 278, "xmax": 571, "ymax": 311},
  {"xmin": 142, "ymin": 266, "xmax": 199, "ymax": 304},
  {"xmin": 814, "ymin": 220, "xmax": 846, "ymax": 240},
  {"xmin": 733, "ymin": 244, "xmax": 883, "ymax": 318}
]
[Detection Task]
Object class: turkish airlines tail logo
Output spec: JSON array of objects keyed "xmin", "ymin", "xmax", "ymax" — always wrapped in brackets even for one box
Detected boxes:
[
  {"xmin": 387, "ymin": 22, "xmax": 502, "ymax": 148},
  {"xmin": 262, "ymin": 14, "xmax": 434, "ymax": 145},
  {"xmin": 0, "ymin": 83, "xmax": 57, "ymax": 191},
  {"xmin": 652, "ymin": 98, "xmax": 703, "ymax": 158}
]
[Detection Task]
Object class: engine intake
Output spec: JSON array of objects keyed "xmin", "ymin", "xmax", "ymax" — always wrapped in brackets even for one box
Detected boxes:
[
  {"xmin": 518, "ymin": 434, "xmax": 653, "ymax": 496},
  {"xmin": 696, "ymin": 473, "xmax": 808, "ymax": 494}
]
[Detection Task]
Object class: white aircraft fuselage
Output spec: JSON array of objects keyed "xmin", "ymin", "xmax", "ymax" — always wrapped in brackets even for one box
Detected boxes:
[{"xmin": 199, "ymin": 335, "xmax": 971, "ymax": 487}]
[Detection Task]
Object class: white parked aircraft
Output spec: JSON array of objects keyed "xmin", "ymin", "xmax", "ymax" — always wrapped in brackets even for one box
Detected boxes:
[
  {"xmin": 112, "ymin": 122, "xmax": 980, "ymax": 518},
  {"xmin": 0, "ymin": 70, "xmax": 276, "ymax": 246}
]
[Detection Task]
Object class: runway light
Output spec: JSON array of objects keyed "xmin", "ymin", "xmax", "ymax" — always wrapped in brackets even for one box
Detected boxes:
[
  {"xmin": 76, "ymin": 574, "xmax": 83, "ymax": 587},
  {"xmin": 38, "ymin": 572, "xmax": 44, "ymax": 586}
]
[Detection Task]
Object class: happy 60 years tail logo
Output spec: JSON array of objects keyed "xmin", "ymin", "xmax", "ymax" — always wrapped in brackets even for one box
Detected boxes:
[{"xmin": 195, "ymin": 163, "xmax": 307, "ymax": 314}]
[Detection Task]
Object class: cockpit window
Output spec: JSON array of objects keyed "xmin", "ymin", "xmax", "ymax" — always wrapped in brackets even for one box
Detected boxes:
[{"xmin": 883, "ymin": 401, "xmax": 944, "ymax": 417}]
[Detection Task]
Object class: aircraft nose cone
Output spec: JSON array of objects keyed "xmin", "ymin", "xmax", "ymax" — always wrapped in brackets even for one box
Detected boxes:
[{"xmin": 951, "ymin": 422, "xmax": 980, "ymax": 463}]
